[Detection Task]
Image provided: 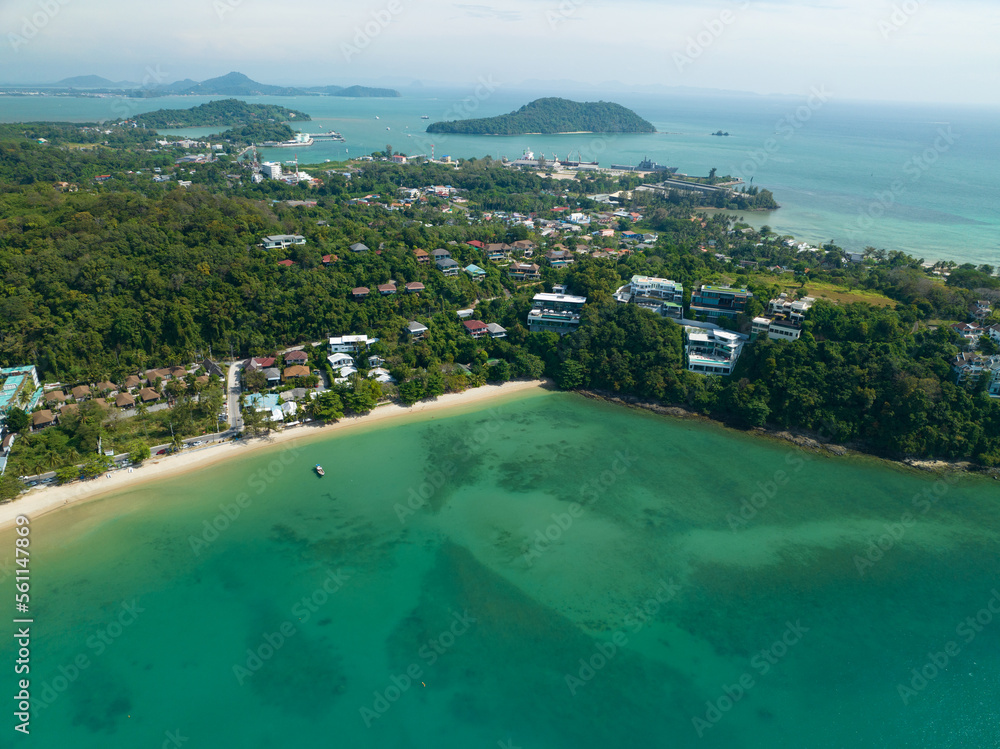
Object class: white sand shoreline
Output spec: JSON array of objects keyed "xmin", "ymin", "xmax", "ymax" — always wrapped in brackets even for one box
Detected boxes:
[{"xmin": 0, "ymin": 380, "xmax": 550, "ymax": 531}]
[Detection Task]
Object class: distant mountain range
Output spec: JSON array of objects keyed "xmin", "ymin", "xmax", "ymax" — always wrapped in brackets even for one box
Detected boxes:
[{"xmin": 45, "ymin": 72, "xmax": 400, "ymax": 98}]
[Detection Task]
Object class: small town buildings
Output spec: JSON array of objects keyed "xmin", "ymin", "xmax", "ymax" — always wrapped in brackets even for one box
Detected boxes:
[
  {"xmin": 527, "ymin": 292, "xmax": 587, "ymax": 334},
  {"xmin": 509, "ymin": 263, "xmax": 541, "ymax": 281},
  {"xmin": 406, "ymin": 321, "xmax": 429, "ymax": 340},
  {"xmin": 690, "ymin": 285, "xmax": 753, "ymax": 320},
  {"xmin": 284, "ymin": 350, "xmax": 310, "ymax": 365},
  {"xmin": 436, "ymin": 258, "xmax": 460, "ymax": 276},
  {"xmin": 614, "ymin": 275, "xmax": 684, "ymax": 319},
  {"xmin": 513, "ymin": 240, "xmax": 536, "ymax": 256},
  {"xmin": 261, "ymin": 234, "xmax": 306, "ymax": 250},
  {"xmin": 263, "ymin": 368, "xmax": 282, "ymax": 386},
  {"xmin": 487, "ymin": 323, "xmax": 507, "ymax": 339},
  {"xmin": 463, "ymin": 320, "xmax": 489, "ymax": 339},
  {"xmin": 685, "ymin": 328, "xmax": 747, "ymax": 375}
]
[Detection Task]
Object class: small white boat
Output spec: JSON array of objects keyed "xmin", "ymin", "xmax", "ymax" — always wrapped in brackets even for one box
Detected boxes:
[{"xmin": 315, "ymin": 464, "xmax": 325, "ymax": 477}]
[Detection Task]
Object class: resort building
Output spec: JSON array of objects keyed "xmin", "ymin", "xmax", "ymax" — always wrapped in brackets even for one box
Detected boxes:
[
  {"xmin": 464, "ymin": 264, "xmax": 487, "ymax": 281},
  {"xmin": 613, "ymin": 275, "xmax": 684, "ymax": 319},
  {"xmin": 527, "ymin": 292, "xmax": 587, "ymax": 334},
  {"xmin": 260, "ymin": 162, "xmax": 282, "ymax": 180},
  {"xmin": 0, "ymin": 365, "xmax": 43, "ymax": 425},
  {"xmin": 690, "ymin": 285, "xmax": 753, "ymax": 320},
  {"xmin": 685, "ymin": 328, "xmax": 747, "ymax": 376}
]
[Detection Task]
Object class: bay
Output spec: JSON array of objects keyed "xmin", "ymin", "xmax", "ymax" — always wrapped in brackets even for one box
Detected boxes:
[{"xmin": 1, "ymin": 390, "xmax": 998, "ymax": 747}]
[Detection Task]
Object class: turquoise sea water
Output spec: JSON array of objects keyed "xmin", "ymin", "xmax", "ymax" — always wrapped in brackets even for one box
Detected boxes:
[
  {"xmin": 2, "ymin": 390, "xmax": 998, "ymax": 747},
  {"xmin": 1, "ymin": 89, "xmax": 997, "ymax": 266}
]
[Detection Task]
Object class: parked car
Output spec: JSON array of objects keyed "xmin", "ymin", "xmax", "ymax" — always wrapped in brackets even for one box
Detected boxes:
[{"xmin": 156, "ymin": 449, "xmax": 167, "ymax": 455}]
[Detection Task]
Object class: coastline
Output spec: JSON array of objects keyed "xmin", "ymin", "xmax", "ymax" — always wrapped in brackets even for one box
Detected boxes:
[
  {"xmin": 576, "ymin": 389, "xmax": 994, "ymax": 478},
  {"xmin": 0, "ymin": 380, "xmax": 550, "ymax": 531}
]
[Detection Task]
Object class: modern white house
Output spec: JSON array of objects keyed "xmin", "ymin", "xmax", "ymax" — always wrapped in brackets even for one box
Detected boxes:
[
  {"xmin": 328, "ymin": 335, "xmax": 378, "ymax": 353},
  {"xmin": 614, "ymin": 275, "xmax": 684, "ymax": 319},
  {"xmin": 527, "ymin": 292, "xmax": 587, "ymax": 334},
  {"xmin": 752, "ymin": 317, "xmax": 804, "ymax": 342},
  {"xmin": 261, "ymin": 234, "xmax": 306, "ymax": 250},
  {"xmin": 685, "ymin": 328, "xmax": 747, "ymax": 375},
  {"xmin": 767, "ymin": 294, "xmax": 816, "ymax": 324}
]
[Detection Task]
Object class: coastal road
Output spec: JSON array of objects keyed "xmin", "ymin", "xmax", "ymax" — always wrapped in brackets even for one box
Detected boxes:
[{"xmin": 227, "ymin": 360, "xmax": 243, "ymax": 432}]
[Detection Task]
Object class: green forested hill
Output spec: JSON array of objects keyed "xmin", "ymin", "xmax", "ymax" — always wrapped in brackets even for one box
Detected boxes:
[
  {"xmin": 130, "ymin": 99, "xmax": 311, "ymax": 128},
  {"xmin": 426, "ymin": 98, "xmax": 657, "ymax": 135}
]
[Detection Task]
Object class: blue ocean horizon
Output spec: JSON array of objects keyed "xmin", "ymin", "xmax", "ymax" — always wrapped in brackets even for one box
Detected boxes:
[{"xmin": 2, "ymin": 87, "xmax": 997, "ymax": 266}]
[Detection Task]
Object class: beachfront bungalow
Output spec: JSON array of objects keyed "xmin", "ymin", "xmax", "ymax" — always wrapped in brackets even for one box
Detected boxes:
[
  {"xmin": 282, "ymin": 365, "xmax": 311, "ymax": 382},
  {"xmin": 95, "ymin": 380, "xmax": 118, "ymax": 395},
  {"xmin": 31, "ymin": 410, "xmax": 56, "ymax": 431},
  {"xmin": 463, "ymin": 320, "xmax": 489, "ymax": 339},
  {"xmin": 139, "ymin": 387, "xmax": 161, "ymax": 403},
  {"xmin": 44, "ymin": 390, "xmax": 66, "ymax": 405},
  {"xmin": 115, "ymin": 393, "xmax": 136, "ymax": 409},
  {"xmin": 124, "ymin": 375, "xmax": 142, "ymax": 390},
  {"xmin": 71, "ymin": 385, "xmax": 91, "ymax": 400}
]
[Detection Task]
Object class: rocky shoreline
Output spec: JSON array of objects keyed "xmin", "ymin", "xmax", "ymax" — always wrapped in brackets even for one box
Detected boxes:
[{"xmin": 577, "ymin": 389, "xmax": 997, "ymax": 479}]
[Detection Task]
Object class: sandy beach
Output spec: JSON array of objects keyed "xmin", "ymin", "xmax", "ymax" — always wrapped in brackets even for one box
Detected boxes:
[{"xmin": 0, "ymin": 380, "xmax": 549, "ymax": 531}]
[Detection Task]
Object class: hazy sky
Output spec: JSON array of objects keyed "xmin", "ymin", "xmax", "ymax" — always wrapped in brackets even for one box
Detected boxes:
[{"xmin": 2, "ymin": 0, "xmax": 997, "ymax": 105}]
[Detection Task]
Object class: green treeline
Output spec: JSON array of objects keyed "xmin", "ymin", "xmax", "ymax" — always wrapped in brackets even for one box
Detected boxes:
[{"xmin": 427, "ymin": 98, "xmax": 657, "ymax": 135}]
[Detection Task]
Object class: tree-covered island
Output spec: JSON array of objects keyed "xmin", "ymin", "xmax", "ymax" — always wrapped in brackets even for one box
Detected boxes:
[{"xmin": 427, "ymin": 98, "xmax": 657, "ymax": 135}]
